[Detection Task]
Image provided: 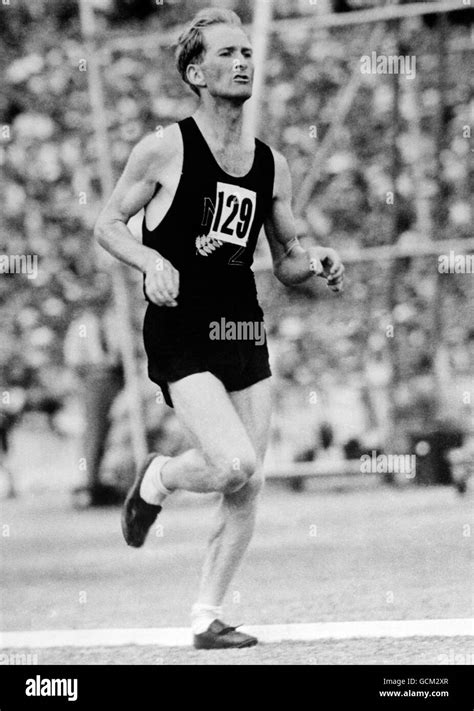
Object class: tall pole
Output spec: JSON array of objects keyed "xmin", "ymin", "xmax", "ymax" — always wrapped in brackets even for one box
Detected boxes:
[
  {"xmin": 244, "ymin": 0, "xmax": 273, "ymax": 138},
  {"xmin": 431, "ymin": 12, "xmax": 450, "ymax": 410},
  {"xmin": 386, "ymin": 20, "xmax": 402, "ymax": 451},
  {"xmin": 295, "ymin": 23, "xmax": 384, "ymax": 217},
  {"xmin": 79, "ymin": 0, "xmax": 147, "ymax": 468}
]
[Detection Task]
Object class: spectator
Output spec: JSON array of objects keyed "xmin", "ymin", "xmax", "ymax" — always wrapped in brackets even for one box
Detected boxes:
[{"xmin": 63, "ymin": 289, "xmax": 124, "ymax": 506}]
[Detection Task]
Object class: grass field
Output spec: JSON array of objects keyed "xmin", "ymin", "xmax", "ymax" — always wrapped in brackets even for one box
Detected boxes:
[{"xmin": 0, "ymin": 480, "xmax": 472, "ymax": 664}]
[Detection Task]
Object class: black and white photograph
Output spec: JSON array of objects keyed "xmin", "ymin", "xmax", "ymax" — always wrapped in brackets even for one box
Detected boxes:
[{"xmin": 0, "ymin": 0, "xmax": 472, "ymax": 695}]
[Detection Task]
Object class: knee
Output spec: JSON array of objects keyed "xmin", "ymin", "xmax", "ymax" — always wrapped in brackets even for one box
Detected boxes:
[
  {"xmin": 232, "ymin": 467, "xmax": 264, "ymax": 501},
  {"xmin": 246, "ymin": 469, "xmax": 265, "ymax": 497},
  {"xmin": 224, "ymin": 468, "xmax": 265, "ymax": 509},
  {"xmin": 212, "ymin": 449, "xmax": 258, "ymax": 494}
]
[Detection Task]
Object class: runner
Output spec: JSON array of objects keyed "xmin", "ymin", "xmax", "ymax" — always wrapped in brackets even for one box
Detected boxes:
[{"xmin": 95, "ymin": 7, "xmax": 344, "ymax": 649}]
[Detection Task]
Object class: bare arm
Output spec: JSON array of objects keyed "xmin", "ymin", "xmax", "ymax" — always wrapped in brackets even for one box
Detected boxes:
[
  {"xmin": 264, "ymin": 150, "xmax": 344, "ymax": 291},
  {"xmin": 94, "ymin": 132, "xmax": 180, "ymax": 306}
]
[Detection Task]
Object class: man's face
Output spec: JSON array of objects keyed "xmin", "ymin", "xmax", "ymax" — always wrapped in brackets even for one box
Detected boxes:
[{"xmin": 191, "ymin": 24, "xmax": 254, "ymax": 101}]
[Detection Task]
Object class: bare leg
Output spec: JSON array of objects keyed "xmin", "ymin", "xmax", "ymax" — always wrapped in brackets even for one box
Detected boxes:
[
  {"xmin": 192, "ymin": 378, "xmax": 272, "ymax": 608},
  {"xmin": 160, "ymin": 372, "xmax": 258, "ymax": 495},
  {"xmin": 154, "ymin": 372, "xmax": 271, "ymax": 611}
]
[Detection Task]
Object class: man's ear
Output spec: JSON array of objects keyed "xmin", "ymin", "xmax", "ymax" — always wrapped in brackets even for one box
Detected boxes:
[{"xmin": 186, "ymin": 63, "xmax": 206, "ymax": 92}]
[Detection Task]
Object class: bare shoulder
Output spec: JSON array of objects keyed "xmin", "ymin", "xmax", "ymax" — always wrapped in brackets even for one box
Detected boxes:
[
  {"xmin": 269, "ymin": 147, "xmax": 292, "ymax": 199},
  {"xmin": 128, "ymin": 123, "xmax": 182, "ymax": 180}
]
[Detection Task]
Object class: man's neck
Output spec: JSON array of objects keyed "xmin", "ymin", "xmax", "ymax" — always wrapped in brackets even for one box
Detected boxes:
[{"xmin": 193, "ymin": 98, "xmax": 249, "ymax": 148}]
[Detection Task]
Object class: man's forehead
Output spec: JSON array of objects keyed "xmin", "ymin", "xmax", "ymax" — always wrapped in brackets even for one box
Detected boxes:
[{"xmin": 202, "ymin": 24, "xmax": 252, "ymax": 51}]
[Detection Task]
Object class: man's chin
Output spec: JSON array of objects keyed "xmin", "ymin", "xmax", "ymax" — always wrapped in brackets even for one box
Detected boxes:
[
  {"xmin": 235, "ymin": 86, "xmax": 253, "ymax": 100},
  {"xmin": 211, "ymin": 84, "xmax": 253, "ymax": 101},
  {"xmin": 220, "ymin": 89, "xmax": 253, "ymax": 104}
]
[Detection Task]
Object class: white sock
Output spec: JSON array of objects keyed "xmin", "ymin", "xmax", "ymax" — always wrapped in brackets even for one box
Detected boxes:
[
  {"xmin": 191, "ymin": 603, "xmax": 223, "ymax": 635},
  {"xmin": 139, "ymin": 455, "xmax": 173, "ymax": 506}
]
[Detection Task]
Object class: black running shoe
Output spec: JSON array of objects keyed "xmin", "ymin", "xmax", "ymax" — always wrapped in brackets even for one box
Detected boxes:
[
  {"xmin": 121, "ymin": 452, "xmax": 162, "ymax": 548},
  {"xmin": 193, "ymin": 619, "xmax": 258, "ymax": 649}
]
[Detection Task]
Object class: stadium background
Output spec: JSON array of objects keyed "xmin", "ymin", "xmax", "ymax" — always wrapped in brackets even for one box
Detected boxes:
[{"xmin": 0, "ymin": 0, "xmax": 472, "ymax": 666}]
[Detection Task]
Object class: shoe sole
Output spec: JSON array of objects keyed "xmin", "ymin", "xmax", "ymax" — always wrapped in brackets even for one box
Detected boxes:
[{"xmin": 193, "ymin": 638, "xmax": 258, "ymax": 650}]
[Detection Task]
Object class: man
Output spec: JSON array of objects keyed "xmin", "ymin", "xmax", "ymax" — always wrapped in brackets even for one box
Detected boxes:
[
  {"xmin": 64, "ymin": 287, "xmax": 124, "ymax": 507},
  {"xmin": 94, "ymin": 7, "xmax": 344, "ymax": 650}
]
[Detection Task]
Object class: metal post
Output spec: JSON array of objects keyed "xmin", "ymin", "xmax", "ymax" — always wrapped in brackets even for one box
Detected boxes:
[
  {"xmin": 294, "ymin": 23, "xmax": 384, "ymax": 217},
  {"xmin": 78, "ymin": 0, "xmax": 147, "ymax": 469},
  {"xmin": 244, "ymin": 0, "xmax": 274, "ymax": 138},
  {"xmin": 431, "ymin": 13, "xmax": 450, "ymax": 408},
  {"xmin": 386, "ymin": 20, "xmax": 402, "ymax": 450}
]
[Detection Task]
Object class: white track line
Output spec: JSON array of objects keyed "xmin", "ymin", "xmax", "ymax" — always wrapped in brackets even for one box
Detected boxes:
[{"xmin": 0, "ymin": 619, "xmax": 472, "ymax": 649}]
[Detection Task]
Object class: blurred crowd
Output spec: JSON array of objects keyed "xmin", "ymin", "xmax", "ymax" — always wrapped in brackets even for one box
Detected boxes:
[{"xmin": 0, "ymin": 1, "xmax": 472, "ymax": 495}]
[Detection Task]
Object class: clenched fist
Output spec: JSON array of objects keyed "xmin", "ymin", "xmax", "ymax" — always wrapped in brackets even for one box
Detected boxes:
[{"xmin": 144, "ymin": 254, "xmax": 180, "ymax": 306}]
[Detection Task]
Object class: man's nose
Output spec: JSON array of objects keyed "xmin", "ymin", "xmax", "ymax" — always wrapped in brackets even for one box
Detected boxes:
[{"xmin": 233, "ymin": 56, "xmax": 248, "ymax": 71}]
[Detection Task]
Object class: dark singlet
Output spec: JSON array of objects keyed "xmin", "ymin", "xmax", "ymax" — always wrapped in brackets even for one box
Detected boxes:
[{"xmin": 142, "ymin": 116, "xmax": 275, "ymax": 337}]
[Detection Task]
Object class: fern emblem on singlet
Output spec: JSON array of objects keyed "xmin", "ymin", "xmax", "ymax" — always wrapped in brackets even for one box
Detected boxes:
[
  {"xmin": 196, "ymin": 182, "xmax": 257, "ymax": 259},
  {"xmin": 196, "ymin": 234, "xmax": 223, "ymax": 256}
]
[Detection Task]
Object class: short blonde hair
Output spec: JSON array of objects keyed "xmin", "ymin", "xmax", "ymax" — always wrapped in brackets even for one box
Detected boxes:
[{"xmin": 175, "ymin": 7, "xmax": 242, "ymax": 96}]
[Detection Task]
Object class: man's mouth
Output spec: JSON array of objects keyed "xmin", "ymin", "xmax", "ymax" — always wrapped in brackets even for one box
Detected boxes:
[{"xmin": 233, "ymin": 75, "xmax": 250, "ymax": 83}]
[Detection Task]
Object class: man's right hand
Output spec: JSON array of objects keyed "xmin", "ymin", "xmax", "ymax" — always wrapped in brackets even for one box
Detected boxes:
[{"xmin": 144, "ymin": 254, "xmax": 180, "ymax": 307}]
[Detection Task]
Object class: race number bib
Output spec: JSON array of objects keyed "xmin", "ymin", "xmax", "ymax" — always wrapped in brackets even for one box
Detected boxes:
[{"xmin": 208, "ymin": 182, "xmax": 257, "ymax": 248}]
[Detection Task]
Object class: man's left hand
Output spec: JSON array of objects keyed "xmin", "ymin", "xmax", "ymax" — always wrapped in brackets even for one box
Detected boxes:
[{"xmin": 308, "ymin": 247, "xmax": 344, "ymax": 293}]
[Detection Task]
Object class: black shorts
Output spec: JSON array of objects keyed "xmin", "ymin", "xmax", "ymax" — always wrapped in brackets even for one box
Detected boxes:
[{"xmin": 143, "ymin": 304, "xmax": 272, "ymax": 408}]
